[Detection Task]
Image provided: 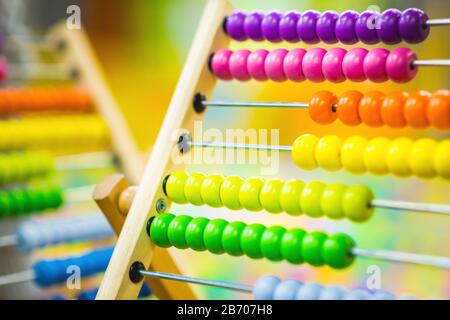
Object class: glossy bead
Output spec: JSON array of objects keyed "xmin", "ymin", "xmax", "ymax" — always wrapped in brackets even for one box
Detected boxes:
[
  {"xmin": 321, "ymin": 183, "xmax": 347, "ymax": 220},
  {"xmin": 244, "ymin": 11, "xmax": 264, "ymax": 41},
  {"xmin": 302, "ymin": 231, "xmax": 328, "ymax": 266},
  {"xmin": 229, "ymin": 50, "xmax": 251, "ymax": 81},
  {"xmin": 335, "ymin": 10, "xmax": 359, "ymax": 44},
  {"xmin": 297, "ymin": 10, "xmax": 320, "ymax": 44},
  {"xmin": 211, "ymin": 49, "xmax": 233, "ymax": 80},
  {"xmin": 345, "ymin": 289, "xmax": 371, "ymax": 300},
  {"xmin": 165, "ymin": 171, "xmax": 188, "ymax": 204},
  {"xmin": 363, "ymin": 48, "xmax": 389, "ymax": 82},
  {"xmin": 404, "ymin": 91, "xmax": 431, "ymax": 128},
  {"xmin": 279, "ymin": 11, "xmax": 300, "ymax": 42},
  {"xmin": 359, "ymin": 91, "xmax": 385, "ymax": 127},
  {"xmin": 291, "ymin": 134, "xmax": 319, "ymax": 170},
  {"xmin": 247, "ymin": 49, "xmax": 269, "ymax": 81},
  {"xmin": 308, "ymin": 90, "xmax": 338, "ymax": 125},
  {"xmin": 265, "ymin": 49, "xmax": 288, "ymax": 82},
  {"xmin": 241, "ymin": 223, "xmax": 266, "ymax": 259},
  {"xmin": 203, "ymin": 219, "xmax": 228, "ymax": 254},
  {"xmin": 342, "ymin": 48, "xmax": 368, "ymax": 82},
  {"xmin": 260, "ymin": 226, "xmax": 286, "ymax": 261},
  {"xmin": 201, "ymin": 174, "xmax": 224, "ymax": 208},
  {"xmin": 281, "ymin": 228, "xmax": 307, "ymax": 264},
  {"xmin": 322, "ymin": 233, "xmax": 356, "ymax": 269},
  {"xmin": 226, "ymin": 11, "xmax": 247, "ymax": 41},
  {"xmin": 261, "ymin": 11, "xmax": 282, "ymax": 42},
  {"xmin": 386, "ymin": 48, "xmax": 417, "ymax": 83},
  {"xmin": 371, "ymin": 291, "xmax": 396, "ymax": 300},
  {"xmin": 322, "ymin": 48, "xmax": 347, "ymax": 83},
  {"xmin": 315, "ymin": 135, "xmax": 343, "ymax": 171},
  {"xmin": 260, "ymin": 179, "xmax": 284, "ymax": 213},
  {"xmin": 341, "ymin": 136, "xmax": 368, "ymax": 174},
  {"xmin": 167, "ymin": 215, "xmax": 192, "ymax": 249},
  {"xmin": 296, "ymin": 282, "xmax": 324, "ymax": 300},
  {"xmin": 319, "ymin": 285, "xmax": 347, "ymax": 300},
  {"xmin": 185, "ymin": 217, "xmax": 209, "ymax": 251},
  {"xmin": 253, "ymin": 275, "xmax": 280, "ymax": 300},
  {"xmin": 337, "ymin": 90, "xmax": 363, "ymax": 126},
  {"xmin": 300, "ymin": 181, "xmax": 326, "ymax": 218},
  {"xmin": 302, "ymin": 48, "xmax": 326, "ymax": 82},
  {"xmin": 377, "ymin": 9, "xmax": 402, "ymax": 44},
  {"xmin": 279, "ymin": 180, "xmax": 304, "ymax": 216},
  {"xmin": 222, "ymin": 221, "xmax": 246, "ymax": 256},
  {"xmin": 342, "ymin": 185, "xmax": 374, "ymax": 222},
  {"xmin": 239, "ymin": 177, "xmax": 264, "ymax": 211},
  {"xmin": 355, "ymin": 11, "xmax": 380, "ymax": 44},
  {"xmin": 283, "ymin": 48, "xmax": 306, "ymax": 82},
  {"xmin": 380, "ymin": 90, "xmax": 408, "ymax": 128},
  {"xmin": 273, "ymin": 280, "xmax": 302, "ymax": 300},
  {"xmin": 364, "ymin": 137, "xmax": 390, "ymax": 175},
  {"xmin": 434, "ymin": 140, "xmax": 450, "ymax": 179},
  {"xmin": 184, "ymin": 172, "xmax": 205, "ymax": 206},
  {"xmin": 399, "ymin": 8, "xmax": 430, "ymax": 44},
  {"xmin": 409, "ymin": 139, "xmax": 437, "ymax": 178},
  {"xmin": 220, "ymin": 175, "xmax": 243, "ymax": 210},
  {"xmin": 386, "ymin": 138, "xmax": 413, "ymax": 177},
  {"xmin": 149, "ymin": 213, "xmax": 175, "ymax": 248},
  {"xmin": 427, "ymin": 92, "xmax": 450, "ymax": 130},
  {"xmin": 316, "ymin": 11, "xmax": 338, "ymax": 43},
  {"xmin": 0, "ymin": 56, "xmax": 8, "ymax": 83}
]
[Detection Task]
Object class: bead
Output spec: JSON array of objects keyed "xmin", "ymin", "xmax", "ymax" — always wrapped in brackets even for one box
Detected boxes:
[
  {"xmin": 260, "ymin": 226, "xmax": 286, "ymax": 261},
  {"xmin": 281, "ymin": 228, "xmax": 307, "ymax": 264},
  {"xmin": 345, "ymin": 289, "xmax": 371, "ymax": 300},
  {"xmin": 229, "ymin": 49, "xmax": 251, "ymax": 81},
  {"xmin": 371, "ymin": 291, "xmax": 395, "ymax": 300},
  {"xmin": 428, "ymin": 92, "xmax": 450, "ymax": 130},
  {"xmin": 377, "ymin": 9, "xmax": 402, "ymax": 44},
  {"xmin": 260, "ymin": 179, "xmax": 284, "ymax": 213},
  {"xmin": 296, "ymin": 282, "xmax": 324, "ymax": 300},
  {"xmin": 292, "ymin": 134, "xmax": 319, "ymax": 170},
  {"xmin": 341, "ymin": 136, "xmax": 368, "ymax": 174},
  {"xmin": 283, "ymin": 48, "xmax": 306, "ymax": 82},
  {"xmin": 342, "ymin": 185, "xmax": 374, "ymax": 222},
  {"xmin": 167, "ymin": 215, "xmax": 192, "ymax": 249},
  {"xmin": 308, "ymin": 90, "xmax": 338, "ymax": 125},
  {"xmin": 301, "ymin": 231, "xmax": 328, "ymax": 266},
  {"xmin": 322, "ymin": 48, "xmax": 347, "ymax": 83},
  {"xmin": 335, "ymin": 10, "xmax": 359, "ymax": 45},
  {"xmin": 319, "ymin": 285, "xmax": 347, "ymax": 300},
  {"xmin": 404, "ymin": 91, "xmax": 431, "ymax": 128},
  {"xmin": 241, "ymin": 223, "xmax": 266, "ymax": 259},
  {"xmin": 279, "ymin": 179, "xmax": 304, "ymax": 216},
  {"xmin": 220, "ymin": 175, "xmax": 243, "ymax": 210},
  {"xmin": 398, "ymin": 8, "xmax": 430, "ymax": 44},
  {"xmin": 363, "ymin": 48, "xmax": 389, "ymax": 82},
  {"xmin": 211, "ymin": 49, "xmax": 233, "ymax": 80},
  {"xmin": 321, "ymin": 183, "xmax": 347, "ymax": 220},
  {"xmin": 253, "ymin": 275, "xmax": 280, "ymax": 300},
  {"xmin": 247, "ymin": 49, "xmax": 269, "ymax": 81},
  {"xmin": 273, "ymin": 280, "xmax": 302, "ymax": 300},
  {"xmin": 264, "ymin": 48, "xmax": 288, "ymax": 82},
  {"xmin": 0, "ymin": 56, "xmax": 8, "ymax": 83},
  {"xmin": 315, "ymin": 135, "xmax": 343, "ymax": 171},
  {"xmin": 336, "ymin": 90, "xmax": 363, "ymax": 126},
  {"xmin": 434, "ymin": 140, "xmax": 450, "ymax": 179},
  {"xmin": 355, "ymin": 11, "xmax": 380, "ymax": 44},
  {"xmin": 380, "ymin": 90, "xmax": 408, "ymax": 128},
  {"xmin": 386, "ymin": 48, "xmax": 417, "ymax": 83},
  {"xmin": 244, "ymin": 11, "xmax": 264, "ymax": 41},
  {"xmin": 239, "ymin": 177, "xmax": 264, "ymax": 211},
  {"xmin": 342, "ymin": 48, "xmax": 368, "ymax": 82},
  {"xmin": 200, "ymin": 174, "xmax": 224, "ymax": 208},
  {"xmin": 184, "ymin": 172, "xmax": 205, "ymax": 206},
  {"xmin": 222, "ymin": 221, "xmax": 246, "ymax": 256},
  {"xmin": 165, "ymin": 171, "xmax": 188, "ymax": 204},
  {"xmin": 226, "ymin": 11, "xmax": 247, "ymax": 41},
  {"xmin": 261, "ymin": 11, "xmax": 282, "ymax": 42},
  {"xmin": 386, "ymin": 138, "xmax": 413, "ymax": 177},
  {"xmin": 149, "ymin": 213, "xmax": 175, "ymax": 248},
  {"xmin": 300, "ymin": 181, "xmax": 326, "ymax": 218},
  {"xmin": 203, "ymin": 219, "xmax": 228, "ymax": 254},
  {"xmin": 297, "ymin": 10, "xmax": 320, "ymax": 44},
  {"xmin": 359, "ymin": 91, "xmax": 385, "ymax": 127},
  {"xmin": 279, "ymin": 11, "xmax": 300, "ymax": 42},
  {"xmin": 316, "ymin": 11, "xmax": 339, "ymax": 44},
  {"xmin": 302, "ymin": 48, "xmax": 326, "ymax": 82},
  {"xmin": 364, "ymin": 137, "xmax": 390, "ymax": 175},
  {"xmin": 185, "ymin": 217, "xmax": 209, "ymax": 251},
  {"xmin": 409, "ymin": 138, "xmax": 437, "ymax": 178},
  {"xmin": 322, "ymin": 233, "xmax": 356, "ymax": 269}
]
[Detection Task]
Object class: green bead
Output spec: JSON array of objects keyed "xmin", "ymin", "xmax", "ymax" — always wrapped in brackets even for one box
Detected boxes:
[
  {"xmin": 281, "ymin": 228, "xmax": 307, "ymax": 264},
  {"xmin": 302, "ymin": 231, "xmax": 328, "ymax": 266},
  {"xmin": 342, "ymin": 185, "xmax": 374, "ymax": 222},
  {"xmin": 321, "ymin": 183, "xmax": 347, "ymax": 220},
  {"xmin": 166, "ymin": 171, "xmax": 188, "ymax": 204},
  {"xmin": 220, "ymin": 175, "xmax": 243, "ymax": 210},
  {"xmin": 149, "ymin": 213, "xmax": 175, "ymax": 247},
  {"xmin": 184, "ymin": 172, "xmax": 205, "ymax": 206},
  {"xmin": 300, "ymin": 181, "xmax": 326, "ymax": 218},
  {"xmin": 200, "ymin": 174, "xmax": 224, "ymax": 208},
  {"xmin": 45, "ymin": 187, "xmax": 64, "ymax": 209},
  {"xmin": 221, "ymin": 221, "xmax": 246, "ymax": 256},
  {"xmin": 240, "ymin": 223, "xmax": 266, "ymax": 259},
  {"xmin": 167, "ymin": 215, "xmax": 192, "ymax": 249},
  {"xmin": 259, "ymin": 179, "xmax": 283, "ymax": 214},
  {"xmin": 239, "ymin": 177, "xmax": 264, "ymax": 211},
  {"xmin": 260, "ymin": 226, "xmax": 286, "ymax": 261},
  {"xmin": 8, "ymin": 191, "xmax": 26, "ymax": 215},
  {"xmin": 29, "ymin": 189, "xmax": 48, "ymax": 211},
  {"xmin": 322, "ymin": 233, "xmax": 356, "ymax": 269},
  {"xmin": 185, "ymin": 217, "xmax": 209, "ymax": 251},
  {"xmin": 0, "ymin": 193, "xmax": 11, "ymax": 216},
  {"xmin": 280, "ymin": 179, "xmax": 304, "ymax": 216},
  {"xmin": 203, "ymin": 219, "xmax": 228, "ymax": 254}
]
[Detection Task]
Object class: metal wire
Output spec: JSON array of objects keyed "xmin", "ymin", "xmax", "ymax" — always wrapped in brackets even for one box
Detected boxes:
[
  {"xmin": 0, "ymin": 234, "xmax": 17, "ymax": 248},
  {"xmin": 426, "ymin": 18, "xmax": 450, "ymax": 26},
  {"xmin": 413, "ymin": 60, "xmax": 450, "ymax": 67},
  {"xmin": 0, "ymin": 270, "xmax": 35, "ymax": 287},
  {"xmin": 203, "ymin": 100, "xmax": 309, "ymax": 109}
]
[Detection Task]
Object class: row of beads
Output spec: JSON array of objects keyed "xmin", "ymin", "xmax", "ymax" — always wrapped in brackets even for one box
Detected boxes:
[
  {"xmin": 150, "ymin": 213, "xmax": 356, "ymax": 269},
  {"xmin": 0, "ymin": 185, "xmax": 63, "ymax": 217},
  {"xmin": 211, "ymin": 47, "xmax": 417, "ymax": 84},
  {"xmin": 292, "ymin": 134, "xmax": 450, "ymax": 179},
  {"xmin": 165, "ymin": 171, "xmax": 374, "ymax": 222},
  {"xmin": 0, "ymin": 152, "xmax": 55, "ymax": 185},
  {"xmin": 225, "ymin": 9, "xmax": 429, "ymax": 44},
  {"xmin": 308, "ymin": 90, "xmax": 450, "ymax": 130},
  {"xmin": 0, "ymin": 115, "xmax": 110, "ymax": 150},
  {"xmin": 0, "ymin": 87, "xmax": 93, "ymax": 115}
]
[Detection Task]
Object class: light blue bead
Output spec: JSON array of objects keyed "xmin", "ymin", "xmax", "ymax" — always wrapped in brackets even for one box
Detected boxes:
[
  {"xmin": 398, "ymin": 295, "xmax": 417, "ymax": 300},
  {"xmin": 295, "ymin": 282, "xmax": 324, "ymax": 300},
  {"xmin": 273, "ymin": 280, "xmax": 302, "ymax": 300},
  {"xmin": 344, "ymin": 289, "xmax": 371, "ymax": 300},
  {"xmin": 319, "ymin": 285, "xmax": 347, "ymax": 300},
  {"xmin": 370, "ymin": 291, "xmax": 395, "ymax": 300},
  {"xmin": 253, "ymin": 275, "xmax": 281, "ymax": 300}
]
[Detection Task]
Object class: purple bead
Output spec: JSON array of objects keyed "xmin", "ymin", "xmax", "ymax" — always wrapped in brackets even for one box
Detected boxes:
[
  {"xmin": 261, "ymin": 11, "xmax": 282, "ymax": 42},
  {"xmin": 316, "ymin": 11, "xmax": 339, "ymax": 44},
  {"xmin": 335, "ymin": 10, "xmax": 360, "ymax": 44},
  {"xmin": 355, "ymin": 11, "xmax": 380, "ymax": 44},
  {"xmin": 226, "ymin": 11, "xmax": 247, "ymax": 41},
  {"xmin": 279, "ymin": 11, "xmax": 301, "ymax": 42},
  {"xmin": 377, "ymin": 9, "xmax": 402, "ymax": 44},
  {"xmin": 399, "ymin": 8, "xmax": 430, "ymax": 43},
  {"xmin": 244, "ymin": 11, "xmax": 264, "ymax": 41},
  {"xmin": 297, "ymin": 10, "xmax": 320, "ymax": 44}
]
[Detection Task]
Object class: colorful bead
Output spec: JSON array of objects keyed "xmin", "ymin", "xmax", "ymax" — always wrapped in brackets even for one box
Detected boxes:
[
  {"xmin": 203, "ymin": 219, "xmax": 228, "ymax": 254},
  {"xmin": 222, "ymin": 221, "xmax": 246, "ymax": 256},
  {"xmin": 260, "ymin": 226, "xmax": 286, "ymax": 261},
  {"xmin": 319, "ymin": 285, "xmax": 347, "ymax": 300},
  {"xmin": 240, "ymin": 223, "xmax": 266, "ymax": 259},
  {"xmin": 342, "ymin": 185, "xmax": 374, "ymax": 222},
  {"xmin": 185, "ymin": 217, "xmax": 209, "ymax": 251},
  {"xmin": 398, "ymin": 8, "xmax": 430, "ymax": 44},
  {"xmin": 279, "ymin": 180, "xmax": 304, "ymax": 216},
  {"xmin": 291, "ymin": 134, "xmax": 319, "ymax": 170},
  {"xmin": 386, "ymin": 138, "xmax": 413, "ymax": 177},
  {"xmin": 341, "ymin": 136, "xmax": 368, "ymax": 174},
  {"xmin": 434, "ymin": 140, "xmax": 450, "ymax": 179},
  {"xmin": 229, "ymin": 50, "xmax": 251, "ymax": 81},
  {"xmin": 260, "ymin": 179, "xmax": 284, "ymax": 213},
  {"xmin": 364, "ymin": 137, "xmax": 390, "ymax": 175},
  {"xmin": 184, "ymin": 172, "xmax": 205, "ymax": 206},
  {"xmin": 220, "ymin": 175, "xmax": 243, "ymax": 210},
  {"xmin": 279, "ymin": 11, "xmax": 300, "ymax": 42},
  {"xmin": 261, "ymin": 11, "xmax": 282, "ymax": 42},
  {"xmin": 337, "ymin": 90, "xmax": 363, "ymax": 126},
  {"xmin": 297, "ymin": 10, "xmax": 320, "ymax": 44},
  {"xmin": 308, "ymin": 90, "xmax": 338, "ymax": 125},
  {"xmin": 149, "ymin": 213, "xmax": 175, "ymax": 248},
  {"xmin": 244, "ymin": 11, "xmax": 264, "ymax": 41},
  {"xmin": 226, "ymin": 11, "xmax": 247, "ymax": 41},
  {"xmin": 428, "ymin": 91, "xmax": 450, "ymax": 130},
  {"xmin": 321, "ymin": 183, "xmax": 347, "ymax": 220},
  {"xmin": 302, "ymin": 48, "xmax": 326, "ymax": 82},
  {"xmin": 296, "ymin": 283, "xmax": 324, "ymax": 300},
  {"xmin": 377, "ymin": 9, "xmax": 402, "ymax": 44},
  {"xmin": 273, "ymin": 280, "xmax": 302, "ymax": 300},
  {"xmin": 404, "ymin": 91, "xmax": 431, "ymax": 128},
  {"xmin": 239, "ymin": 177, "xmax": 265, "ymax": 211},
  {"xmin": 363, "ymin": 48, "xmax": 389, "ymax": 82},
  {"xmin": 342, "ymin": 48, "xmax": 368, "ymax": 82},
  {"xmin": 315, "ymin": 135, "xmax": 343, "ymax": 171},
  {"xmin": 253, "ymin": 276, "xmax": 280, "ymax": 300},
  {"xmin": 210, "ymin": 49, "xmax": 233, "ymax": 80},
  {"xmin": 167, "ymin": 215, "xmax": 192, "ymax": 249},
  {"xmin": 322, "ymin": 234, "xmax": 356, "ymax": 269},
  {"xmin": 200, "ymin": 174, "xmax": 224, "ymax": 208},
  {"xmin": 247, "ymin": 49, "xmax": 269, "ymax": 81},
  {"xmin": 302, "ymin": 231, "xmax": 328, "ymax": 266},
  {"xmin": 322, "ymin": 48, "xmax": 347, "ymax": 83},
  {"xmin": 335, "ymin": 10, "xmax": 359, "ymax": 44},
  {"xmin": 380, "ymin": 91, "xmax": 408, "ymax": 128},
  {"xmin": 283, "ymin": 48, "xmax": 306, "ymax": 82},
  {"xmin": 316, "ymin": 11, "xmax": 339, "ymax": 43},
  {"xmin": 355, "ymin": 11, "xmax": 380, "ymax": 44},
  {"xmin": 281, "ymin": 228, "xmax": 306, "ymax": 264},
  {"xmin": 358, "ymin": 91, "xmax": 385, "ymax": 127},
  {"xmin": 264, "ymin": 48, "xmax": 288, "ymax": 82},
  {"xmin": 386, "ymin": 48, "xmax": 417, "ymax": 83},
  {"xmin": 409, "ymin": 139, "xmax": 437, "ymax": 178},
  {"xmin": 344, "ymin": 289, "xmax": 371, "ymax": 300},
  {"xmin": 300, "ymin": 181, "xmax": 326, "ymax": 218}
]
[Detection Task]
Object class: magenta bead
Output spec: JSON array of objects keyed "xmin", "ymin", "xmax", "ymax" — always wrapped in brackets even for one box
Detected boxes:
[
  {"xmin": 363, "ymin": 48, "xmax": 389, "ymax": 83},
  {"xmin": 386, "ymin": 48, "xmax": 417, "ymax": 83},
  {"xmin": 247, "ymin": 49, "xmax": 269, "ymax": 81},
  {"xmin": 342, "ymin": 48, "xmax": 368, "ymax": 82},
  {"xmin": 211, "ymin": 49, "xmax": 233, "ymax": 80},
  {"xmin": 265, "ymin": 49, "xmax": 288, "ymax": 82},
  {"xmin": 0, "ymin": 57, "xmax": 8, "ymax": 83},
  {"xmin": 229, "ymin": 50, "xmax": 251, "ymax": 81},
  {"xmin": 302, "ymin": 48, "xmax": 326, "ymax": 82},
  {"xmin": 322, "ymin": 48, "xmax": 347, "ymax": 83},
  {"xmin": 283, "ymin": 48, "xmax": 306, "ymax": 82}
]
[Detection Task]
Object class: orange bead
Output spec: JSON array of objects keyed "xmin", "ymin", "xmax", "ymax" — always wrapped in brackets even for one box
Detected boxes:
[
  {"xmin": 308, "ymin": 90, "xmax": 338, "ymax": 125},
  {"xmin": 427, "ymin": 92, "xmax": 450, "ymax": 130},
  {"xmin": 358, "ymin": 91, "xmax": 385, "ymax": 127},
  {"xmin": 380, "ymin": 90, "xmax": 408, "ymax": 128},
  {"xmin": 336, "ymin": 90, "xmax": 363, "ymax": 126},
  {"xmin": 404, "ymin": 90, "xmax": 431, "ymax": 128}
]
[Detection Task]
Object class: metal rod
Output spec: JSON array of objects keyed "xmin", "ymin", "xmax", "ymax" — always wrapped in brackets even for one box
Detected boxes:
[
  {"xmin": 0, "ymin": 235, "xmax": 18, "ymax": 248},
  {"xmin": 0, "ymin": 270, "xmax": 35, "ymax": 287},
  {"xmin": 7, "ymin": 63, "xmax": 74, "ymax": 81},
  {"xmin": 188, "ymin": 140, "xmax": 293, "ymax": 151},
  {"xmin": 203, "ymin": 100, "xmax": 309, "ymax": 109},
  {"xmin": 371, "ymin": 199, "xmax": 450, "ymax": 215},
  {"xmin": 64, "ymin": 185, "xmax": 97, "ymax": 204},
  {"xmin": 426, "ymin": 18, "xmax": 450, "ymax": 26},
  {"xmin": 413, "ymin": 59, "xmax": 450, "ymax": 67},
  {"xmin": 55, "ymin": 152, "xmax": 116, "ymax": 172}
]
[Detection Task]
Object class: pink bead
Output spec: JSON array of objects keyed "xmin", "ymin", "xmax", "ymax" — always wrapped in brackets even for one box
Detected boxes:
[
  {"xmin": 363, "ymin": 48, "xmax": 389, "ymax": 83},
  {"xmin": 229, "ymin": 49, "xmax": 251, "ymax": 81},
  {"xmin": 247, "ymin": 49, "xmax": 269, "ymax": 81},
  {"xmin": 283, "ymin": 48, "xmax": 306, "ymax": 82},
  {"xmin": 264, "ymin": 48, "xmax": 288, "ymax": 82},
  {"xmin": 386, "ymin": 47, "xmax": 418, "ymax": 83},
  {"xmin": 0, "ymin": 56, "xmax": 9, "ymax": 83},
  {"xmin": 342, "ymin": 48, "xmax": 369, "ymax": 82},
  {"xmin": 302, "ymin": 48, "xmax": 327, "ymax": 82},
  {"xmin": 211, "ymin": 49, "xmax": 233, "ymax": 80},
  {"xmin": 322, "ymin": 48, "xmax": 347, "ymax": 83}
]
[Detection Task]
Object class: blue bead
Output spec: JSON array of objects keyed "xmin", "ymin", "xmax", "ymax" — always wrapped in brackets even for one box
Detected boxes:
[
  {"xmin": 370, "ymin": 290, "xmax": 395, "ymax": 300},
  {"xmin": 344, "ymin": 289, "xmax": 371, "ymax": 300},
  {"xmin": 319, "ymin": 285, "xmax": 347, "ymax": 300},
  {"xmin": 273, "ymin": 279, "xmax": 302, "ymax": 300},
  {"xmin": 253, "ymin": 275, "xmax": 281, "ymax": 300},
  {"xmin": 295, "ymin": 282, "xmax": 324, "ymax": 300}
]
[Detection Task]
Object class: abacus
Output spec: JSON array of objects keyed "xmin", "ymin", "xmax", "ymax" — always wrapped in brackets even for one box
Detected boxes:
[{"xmin": 93, "ymin": 0, "xmax": 450, "ymax": 300}]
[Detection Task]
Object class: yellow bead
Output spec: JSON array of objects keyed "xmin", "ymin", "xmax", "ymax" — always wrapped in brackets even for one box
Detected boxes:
[
  {"xmin": 220, "ymin": 175, "xmax": 243, "ymax": 210},
  {"xmin": 280, "ymin": 179, "xmax": 304, "ymax": 216},
  {"xmin": 409, "ymin": 138, "xmax": 437, "ymax": 179},
  {"xmin": 166, "ymin": 171, "xmax": 188, "ymax": 204},
  {"xmin": 200, "ymin": 174, "xmax": 224, "ymax": 208},
  {"xmin": 314, "ymin": 135, "xmax": 343, "ymax": 171},
  {"xmin": 321, "ymin": 183, "xmax": 347, "ymax": 220},
  {"xmin": 300, "ymin": 181, "xmax": 326, "ymax": 218},
  {"xmin": 434, "ymin": 140, "xmax": 450, "ymax": 179},
  {"xmin": 291, "ymin": 134, "xmax": 319, "ymax": 170},
  {"xmin": 341, "ymin": 136, "xmax": 368, "ymax": 175},
  {"xmin": 259, "ymin": 179, "xmax": 284, "ymax": 214},
  {"xmin": 239, "ymin": 177, "xmax": 265, "ymax": 211},
  {"xmin": 386, "ymin": 137, "xmax": 413, "ymax": 177},
  {"xmin": 184, "ymin": 172, "xmax": 205, "ymax": 206},
  {"xmin": 364, "ymin": 137, "xmax": 390, "ymax": 175}
]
